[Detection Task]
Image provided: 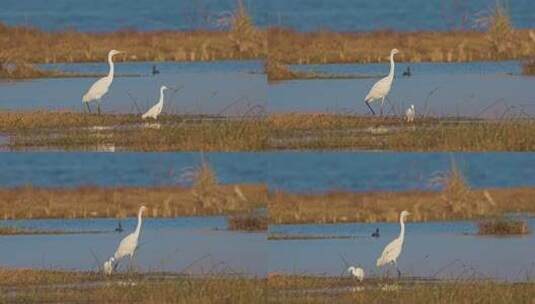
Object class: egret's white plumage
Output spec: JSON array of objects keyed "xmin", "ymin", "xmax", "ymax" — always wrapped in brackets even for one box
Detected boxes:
[
  {"xmin": 347, "ymin": 266, "xmax": 365, "ymax": 282},
  {"xmin": 82, "ymin": 49, "xmax": 122, "ymax": 114},
  {"xmin": 405, "ymin": 104, "xmax": 415, "ymax": 122},
  {"xmin": 364, "ymin": 48, "xmax": 399, "ymax": 116},
  {"xmin": 103, "ymin": 206, "xmax": 147, "ymax": 274},
  {"xmin": 377, "ymin": 210, "xmax": 410, "ymax": 277},
  {"xmin": 142, "ymin": 86, "xmax": 168, "ymax": 120}
]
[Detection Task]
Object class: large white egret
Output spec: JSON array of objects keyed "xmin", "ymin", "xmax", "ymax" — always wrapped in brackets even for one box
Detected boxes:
[
  {"xmin": 405, "ymin": 104, "xmax": 415, "ymax": 122},
  {"xmin": 376, "ymin": 210, "xmax": 410, "ymax": 278},
  {"xmin": 142, "ymin": 86, "xmax": 168, "ymax": 120},
  {"xmin": 347, "ymin": 266, "xmax": 365, "ymax": 282},
  {"xmin": 82, "ymin": 49, "xmax": 123, "ymax": 114},
  {"xmin": 363, "ymin": 48, "xmax": 399, "ymax": 116},
  {"xmin": 103, "ymin": 205, "xmax": 147, "ymax": 275}
]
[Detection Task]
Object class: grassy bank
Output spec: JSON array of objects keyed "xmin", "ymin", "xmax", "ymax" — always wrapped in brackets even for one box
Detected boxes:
[
  {"xmin": 269, "ymin": 275, "xmax": 535, "ymax": 304},
  {"xmin": 0, "ymin": 183, "xmax": 267, "ymax": 220},
  {"xmin": 0, "ymin": 111, "xmax": 268, "ymax": 152},
  {"xmin": 4, "ymin": 112, "xmax": 535, "ymax": 151},
  {"xmin": 2, "ymin": 269, "xmax": 534, "ymax": 304},
  {"xmin": 268, "ymin": 28, "xmax": 535, "ymax": 65},
  {"xmin": 269, "ymin": 186, "xmax": 535, "ymax": 224},
  {"xmin": 268, "ymin": 114, "xmax": 535, "ymax": 152},
  {"xmin": 0, "ymin": 16, "xmax": 266, "ymax": 67},
  {"xmin": 0, "ymin": 269, "xmax": 266, "ymax": 304}
]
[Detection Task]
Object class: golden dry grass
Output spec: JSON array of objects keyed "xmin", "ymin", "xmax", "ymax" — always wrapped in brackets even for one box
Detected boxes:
[
  {"xmin": 268, "ymin": 27, "xmax": 535, "ymax": 64},
  {"xmin": 269, "ymin": 185, "xmax": 535, "ymax": 224},
  {"xmin": 0, "ymin": 6, "xmax": 266, "ymax": 66},
  {"xmin": 0, "ymin": 183, "xmax": 267, "ymax": 220}
]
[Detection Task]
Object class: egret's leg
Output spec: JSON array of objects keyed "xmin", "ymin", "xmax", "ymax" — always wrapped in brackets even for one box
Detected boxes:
[
  {"xmin": 85, "ymin": 102, "xmax": 91, "ymax": 113},
  {"xmin": 380, "ymin": 97, "xmax": 385, "ymax": 116},
  {"xmin": 365, "ymin": 100, "xmax": 376, "ymax": 115},
  {"xmin": 385, "ymin": 97, "xmax": 396, "ymax": 115},
  {"xmin": 113, "ymin": 259, "xmax": 120, "ymax": 271},
  {"xmin": 394, "ymin": 261, "xmax": 401, "ymax": 279},
  {"xmin": 97, "ymin": 100, "xmax": 102, "ymax": 115}
]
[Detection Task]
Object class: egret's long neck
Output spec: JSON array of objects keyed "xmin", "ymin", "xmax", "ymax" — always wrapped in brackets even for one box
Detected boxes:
[
  {"xmin": 399, "ymin": 215, "xmax": 405, "ymax": 243},
  {"xmin": 388, "ymin": 53, "xmax": 396, "ymax": 79},
  {"xmin": 107, "ymin": 54, "xmax": 115, "ymax": 79},
  {"xmin": 134, "ymin": 209, "xmax": 143, "ymax": 237},
  {"xmin": 159, "ymin": 89, "xmax": 165, "ymax": 105}
]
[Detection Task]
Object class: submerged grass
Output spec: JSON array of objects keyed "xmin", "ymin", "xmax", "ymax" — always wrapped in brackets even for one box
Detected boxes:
[
  {"xmin": 0, "ymin": 268, "xmax": 266, "ymax": 304},
  {"xmin": 268, "ymin": 275, "xmax": 535, "ymax": 304},
  {"xmin": 268, "ymin": 114, "xmax": 535, "ymax": 152},
  {"xmin": 0, "ymin": 227, "xmax": 67, "ymax": 235},
  {"xmin": 4, "ymin": 112, "xmax": 535, "ymax": 151},
  {"xmin": 0, "ymin": 111, "xmax": 268, "ymax": 152}
]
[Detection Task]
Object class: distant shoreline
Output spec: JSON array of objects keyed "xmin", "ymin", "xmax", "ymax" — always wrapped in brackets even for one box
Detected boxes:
[{"xmin": 2, "ymin": 23, "xmax": 534, "ymax": 65}]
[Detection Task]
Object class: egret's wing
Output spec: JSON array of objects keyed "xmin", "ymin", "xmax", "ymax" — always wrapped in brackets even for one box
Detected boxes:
[
  {"xmin": 114, "ymin": 233, "xmax": 136, "ymax": 259},
  {"xmin": 142, "ymin": 102, "xmax": 162, "ymax": 119},
  {"xmin": 377, "ymin": 239, "xmax": 401, "ymax": 266},
  {"xmin": 365, "ymin": 77, "xmax": 389, "ymax": 102},
  {"xmin": 83, "ymin": 77, "xmax": 109, "ymax": 101}
]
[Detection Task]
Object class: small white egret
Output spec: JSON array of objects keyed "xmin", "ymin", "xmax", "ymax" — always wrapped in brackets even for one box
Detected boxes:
[
  {"xmin": 142, "ymin": 86, "xmax": 168, "ymax": 120},
  {"xmin": 363, "ymin": 48, "xmax": 399, "ymax": 116},
  {"xmin": 347, "ymin": 266, "xmax": 365, "ymax": 282},
  {"xmin": 103, "ymin": 257, "xmax": 115, "ymax": 275},
  {"xmin": 376, "ymin": 210, "xmax": 410, "ymax": 278},
  {"xmin": 82, "ymin": 49, "xmax": 123, "ymax": 114},
  {"xmin": 405, "ymin": 104, "xmax": 415, "ymax": 122},
  {"xmin": 103, "ymin": 205, "xmax": 147, "ymax": 274}
]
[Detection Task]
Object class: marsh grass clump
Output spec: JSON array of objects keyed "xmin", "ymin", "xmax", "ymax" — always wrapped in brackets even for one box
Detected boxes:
[
  {"xmin": 264, "ymin": 58, "xmax": 298, "ymax": 81},
  {"xmin": 191, "ymin": 157, "xmax": 219, "ymax": 190},
  {"xmin": 228, "ymin": 213, "xmax": 268, "ymax": 231},
  {"xmin": 478, "ymin": 218, "xmax": 530, "ymax": 235},
  {"xmin": 435, "ymin": 160, "xmax": 496, "ymax": 219},
  {"xmin": 227, "ymin": 0, "xmax": 266, "ymax": 56},
  {"xmin": 438, "ymin": 160, "xmax": 471, "ymax": 208},
  {"xmin": 476, "ymin": 0, "xmax": 514, "ymax": 57}
]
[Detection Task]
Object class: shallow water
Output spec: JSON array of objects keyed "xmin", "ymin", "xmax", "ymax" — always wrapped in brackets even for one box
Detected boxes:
[
  {"xmin": 1, "ymin": 0, "xmax": 535, "ymax": 32},
  {"xmin": 269, "ymin": 219, "xmax": 535, "ymax": 281},
  {"xmin": 2, "ymin": 152, "xmax": 535, "ymax": 193},
  {"xmin": 0, "ymin": 216, "xmax": 266, "ymax": 275},
  {"xmin": 0, "ymin": 61, "xmax": 266, "ymax": 115},
  {"xmin": 270, "ymin": 61, "xmax": 535, "ymax": 118}
]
